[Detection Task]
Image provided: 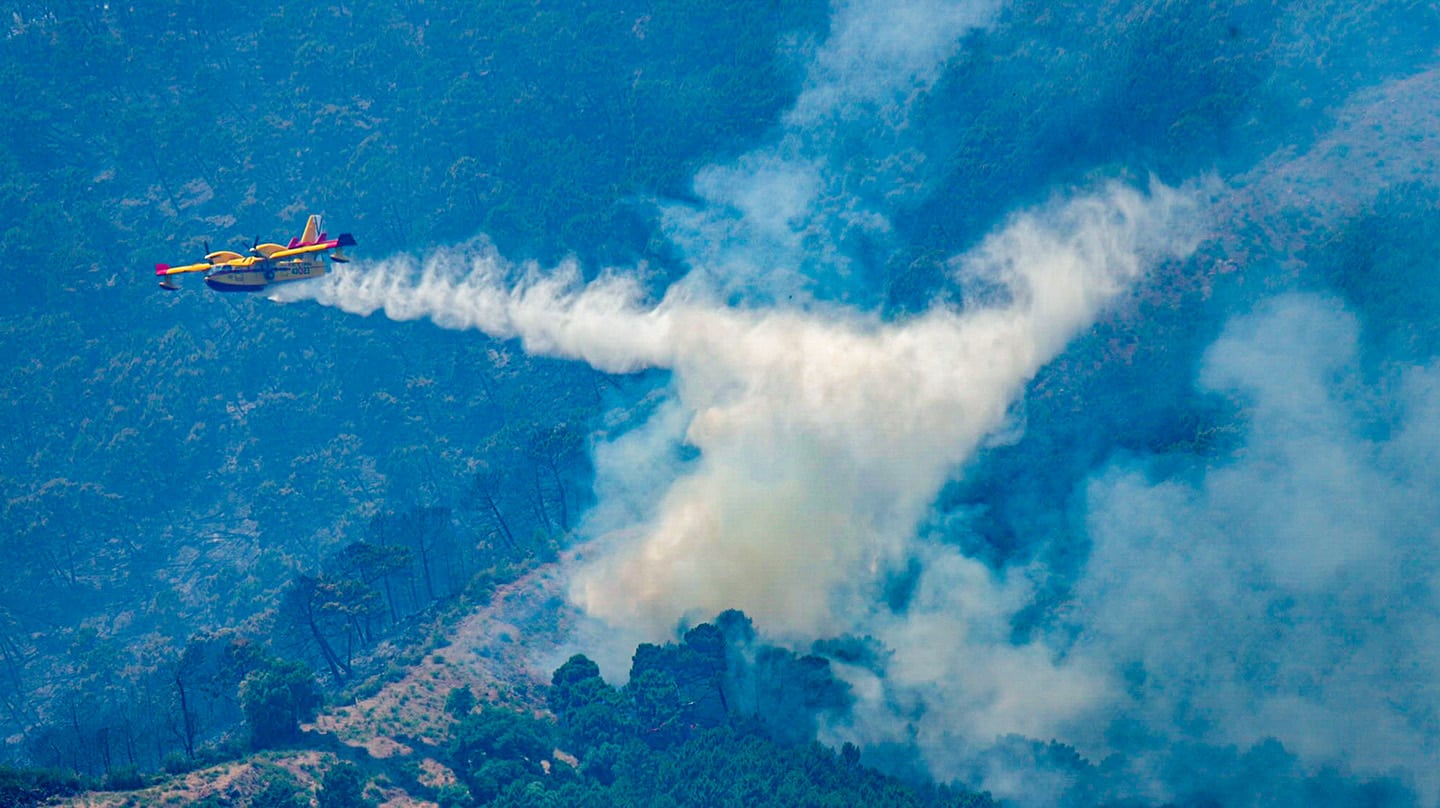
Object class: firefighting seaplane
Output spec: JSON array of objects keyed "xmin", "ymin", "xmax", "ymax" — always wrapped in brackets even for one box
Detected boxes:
[{"xmin": 154, "ymin": 215, "xmax": 355, "ymax": 291}]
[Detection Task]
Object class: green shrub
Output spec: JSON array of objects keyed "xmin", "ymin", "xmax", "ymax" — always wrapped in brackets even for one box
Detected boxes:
[
  {"xmin": 240, "ymin": 658, "xmax": 323, "ymax": 749},
  {"xmin": 103, "ymin": 765, "xmax": 146, "ymax": 791}
]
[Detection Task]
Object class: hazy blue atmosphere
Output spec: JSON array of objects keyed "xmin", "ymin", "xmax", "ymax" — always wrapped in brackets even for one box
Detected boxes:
[{"xmin": 3, "ymin": 2, "xmax": 1439, "ymax": 806}]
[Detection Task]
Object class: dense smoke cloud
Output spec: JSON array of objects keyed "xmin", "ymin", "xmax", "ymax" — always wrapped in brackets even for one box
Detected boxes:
[
  {"xmin": 1072, "ymin": 294, "xmax": 1440, "ymax": 802},
  {"xmin": 575, "ymin": 179, "xmax": 1206, "ymax": 640},
  {"xmin": 283, "ymin": 1, "xmax": 1440, "ymax": 804},
  {"xmin": 285, "ymin": 177, "xmax": 1207, "ymax": 638}
]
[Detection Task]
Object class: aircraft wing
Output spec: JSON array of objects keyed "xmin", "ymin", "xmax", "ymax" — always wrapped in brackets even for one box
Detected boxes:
[
  {"xmin": 155, "ymin": 260, "xmax": 214, "ymax": 290},
  {"xmin": 155, "ymin": 261, "xmax": 214, "ymax": 278}
]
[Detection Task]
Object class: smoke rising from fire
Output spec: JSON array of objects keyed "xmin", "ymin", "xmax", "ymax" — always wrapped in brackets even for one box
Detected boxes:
[{"xmin": 283, "ymin": 177, "xmax": 1206, "ymax": 638}]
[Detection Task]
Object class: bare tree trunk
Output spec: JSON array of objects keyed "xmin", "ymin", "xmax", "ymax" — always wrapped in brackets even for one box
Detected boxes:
[
  {"xmin": 531, "ymin": 467, "xmax": 552, "ymax": 534},
  {"xmin": 545, "ymin": 456, "xmax": 569, "ymax": 533},
  {"xmin": 481, "ymin": 488, "xmax": 516, "ymax": 550},
  {"xmin": 381, "ymin": 575, "xmax": 398, "ymax": 624},
  {"xmin": 174, "ymin": 671, "xmax": 197, "ymax": 759},
  {"xmin": 305, "ymin": 605, "xmax": 349, "ymax": 683}
]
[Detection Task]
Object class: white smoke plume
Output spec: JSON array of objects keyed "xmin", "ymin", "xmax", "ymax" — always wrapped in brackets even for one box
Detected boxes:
[
  {"xmin": 661, "ymin": 0, "xmax": 1002, "ymax": 301},
  {"xmin": 573, "ymin": 178, "xmax": 1207, "ymax": 640},
  {"xmin": 788, "ymin": 0, "xmax": 1002, "ymax": 126},
  {"xmin": 281, "ymin": 175, "xmax": 1209, "ymax": 754}
]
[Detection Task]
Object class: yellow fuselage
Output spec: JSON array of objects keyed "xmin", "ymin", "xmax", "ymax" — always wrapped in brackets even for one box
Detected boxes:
[{"xmin": 204, "ymin": 256, "xmax": 328, "ymax": 291}]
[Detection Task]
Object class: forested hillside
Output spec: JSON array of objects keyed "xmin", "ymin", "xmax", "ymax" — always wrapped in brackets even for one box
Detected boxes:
[
  {"xmin": 0, "ymin": 0, "xmax": 830, "ymax": 780},
  {"xmin": 5, "ymin": 1, "xmax": 1440, "ymax": 807}
]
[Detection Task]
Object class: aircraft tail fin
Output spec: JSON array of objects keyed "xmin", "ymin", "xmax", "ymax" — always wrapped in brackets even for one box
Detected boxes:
[
  {"xmin": 300, "ymin": 214, "xmax": 321, "ymax": 245},
  {"xmin": 329, "ymin": 233, "xmax": 356, "ymax": 263}
]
